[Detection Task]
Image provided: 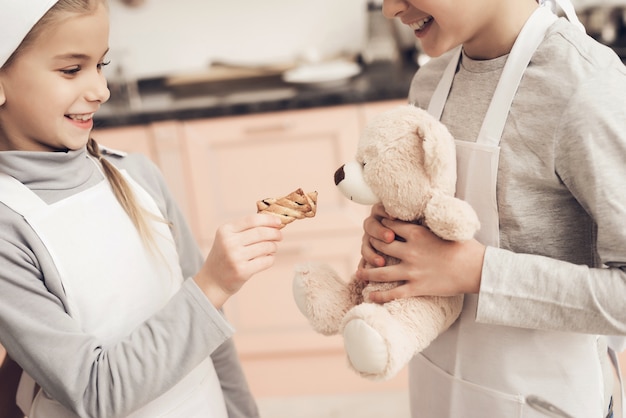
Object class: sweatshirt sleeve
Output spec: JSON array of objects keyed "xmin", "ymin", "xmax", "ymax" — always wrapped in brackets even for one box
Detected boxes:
[{"xmin": 476, "ymin": 65, "xmax": 626, "ymax": 339}]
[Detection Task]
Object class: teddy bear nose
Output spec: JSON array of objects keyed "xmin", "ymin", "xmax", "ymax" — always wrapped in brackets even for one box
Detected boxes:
[{"xmin": 334, "ymin": 165, "xmax": 345, "ymax": 186}]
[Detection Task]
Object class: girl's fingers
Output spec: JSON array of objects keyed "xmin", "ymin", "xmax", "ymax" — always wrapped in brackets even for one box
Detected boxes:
[
  {"xmin": 246, "ymin": 254, "xmax": 277, "ymax": 275},
  {"xmin": 227, "ymin": 213, "xmax": 283, "ymax": 234},
  {"xmin": 364, "ymin": 214, "xmax": 395, "ymax": 244},
  {"xmin": 368, "ymin": 286, "xmax": 405, "ymax": 304},
  {"xmin": 242, "ymin": 240, "xmax": 279, "ymax": 262},
  {"xmin": 359, "ymin": 262, "xmax": 403, "ymax": 283},
  {"xmin": 369, "ymin": 236, "xmax": 402, "ymax": 261},
  {"xmin": 361, "ymin": 232, "xmax": 386, "ymax": 267}
]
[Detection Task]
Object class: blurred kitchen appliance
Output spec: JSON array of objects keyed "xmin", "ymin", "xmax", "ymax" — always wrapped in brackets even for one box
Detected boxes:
[
  {"xmin": 361, "ymin": 1, "xmax": 401, "ymax": 63},
  {"xmin": 361, "ymin": 0, "xmax": 421, "ymax": 66}
]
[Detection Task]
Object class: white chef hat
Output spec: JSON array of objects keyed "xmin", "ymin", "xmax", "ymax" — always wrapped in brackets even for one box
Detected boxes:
[{"xmin": 0, "ymin": 0, "xmax": 60, "ymax": 68}]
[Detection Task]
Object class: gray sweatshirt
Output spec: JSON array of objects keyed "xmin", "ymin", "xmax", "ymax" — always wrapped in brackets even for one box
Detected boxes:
[{"xmin": 0, "ymin": 148, "xmax": 259, "ymax": 417}]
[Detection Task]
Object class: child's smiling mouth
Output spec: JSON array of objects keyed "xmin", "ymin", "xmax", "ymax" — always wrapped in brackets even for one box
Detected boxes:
[
  {"xmin": 66, "ymin": 113, "xmax": 94, "ymax": 122},
  {"xmin": 65, "ymin": 113, "xmax": 95, "ymax": 129},
  {"xmin": 409, "ymin": 16, "xmax": 434, "ymax": 33}
]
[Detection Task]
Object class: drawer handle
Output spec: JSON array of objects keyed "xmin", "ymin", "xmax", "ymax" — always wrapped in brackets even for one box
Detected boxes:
[{"xmin": 243, "ymin": 123, "xmax": 292, "ymax": 135}]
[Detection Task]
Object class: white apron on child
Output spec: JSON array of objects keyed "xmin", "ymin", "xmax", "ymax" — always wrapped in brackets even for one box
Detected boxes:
[
  {"xmin": 0, "ymin": 160, "xmax": 227, "ymax": 418},
  {"xmin": 412, "ymin": 6, "xmax": 621, "ymax": 418}
]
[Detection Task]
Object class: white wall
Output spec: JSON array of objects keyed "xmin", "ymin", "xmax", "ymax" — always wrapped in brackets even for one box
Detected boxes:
[{"xmin": 108, "ymin": 0, "xmax": 368, "ymax": 79}]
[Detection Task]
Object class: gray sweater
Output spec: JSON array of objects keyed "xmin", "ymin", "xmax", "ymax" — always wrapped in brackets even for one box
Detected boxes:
[{"xmin": 0, "ymin": 148, "xmax": 259, "ymax": 417}]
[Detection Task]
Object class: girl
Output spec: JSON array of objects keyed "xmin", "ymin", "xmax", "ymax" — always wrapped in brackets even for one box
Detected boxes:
[
  {"xmin": 359, "ymin": 0, "xmax": 626, "ymax": 417},
  {"xmin": 0, "ymin": 1, "xmax": 283, "ymax": 417}
]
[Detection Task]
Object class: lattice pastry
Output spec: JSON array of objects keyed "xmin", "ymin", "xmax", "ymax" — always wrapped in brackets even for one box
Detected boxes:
[{"xmin": 257, "ymin": 188, "xmax": 318, "ymax": 228}]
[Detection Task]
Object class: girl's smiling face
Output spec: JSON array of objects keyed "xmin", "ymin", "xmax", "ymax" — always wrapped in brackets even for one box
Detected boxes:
[{"xmin": 0, "ymin": 3, "xmax": 111, "ymax": 152}]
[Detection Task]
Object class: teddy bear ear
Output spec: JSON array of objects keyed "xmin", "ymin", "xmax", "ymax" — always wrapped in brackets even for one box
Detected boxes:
[{"xmin": 417, "ymin": 111, "xmax": 457, "ymax": 190}]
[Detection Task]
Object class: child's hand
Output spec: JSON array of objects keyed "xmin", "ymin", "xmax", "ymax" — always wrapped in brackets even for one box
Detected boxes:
[
  {"xmin": 360, "ymin": 203, "xmax": 395, "ymax": 269},
  {"xmin": 194, "ymin": 214, "xmax": 283, "ymax": 308},
  {"xmin": 357, "ymin": 213, "xmax": 485, "ymax": 304}
]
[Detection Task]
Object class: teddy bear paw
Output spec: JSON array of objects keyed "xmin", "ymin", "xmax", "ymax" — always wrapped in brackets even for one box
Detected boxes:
[
  {"xmin": 343, "ymin": 318, "xmax": 389, "ymax": 376},
  {"xmin": 293, "ymin": 262, "xmax": 355, "ymax": 336}
]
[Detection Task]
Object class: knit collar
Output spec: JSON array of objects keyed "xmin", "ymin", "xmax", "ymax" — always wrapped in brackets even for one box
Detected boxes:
[{"xmin": 0, "ymin": 146, "xmax": 100, "ymax": 192}]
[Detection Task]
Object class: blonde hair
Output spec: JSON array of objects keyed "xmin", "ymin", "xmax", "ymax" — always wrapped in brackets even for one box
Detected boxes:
[
  {"xmin": 87, "ymin": 138, "xmax": 166, "ymax": 253},
  {"xmin": 6, "ymin": 0, "xmax": 166, "ymax": 253}
]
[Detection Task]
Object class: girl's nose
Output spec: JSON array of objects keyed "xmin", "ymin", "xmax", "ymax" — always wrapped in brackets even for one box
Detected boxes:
[
  {"xmin": 382, "ymin": 0, "xmax": 408, "ymax": 19},
  {"xmin": 86, "ymin": 72, "xmax": 110, "ymax": 104}
]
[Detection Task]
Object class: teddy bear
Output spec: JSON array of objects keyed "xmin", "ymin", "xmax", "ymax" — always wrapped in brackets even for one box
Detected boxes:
[{"xmin": 292, "ymin": 104, "xmax": 480, "ymax": 380}]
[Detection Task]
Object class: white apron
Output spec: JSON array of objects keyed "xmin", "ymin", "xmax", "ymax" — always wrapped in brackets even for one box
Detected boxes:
[
  {"xmin": 410, "ymin": 6, "xmax": 620, "ymax": 418},
  {"xmin": 0, "ymin": 158, "xmax": 227, "ymax": 418}
]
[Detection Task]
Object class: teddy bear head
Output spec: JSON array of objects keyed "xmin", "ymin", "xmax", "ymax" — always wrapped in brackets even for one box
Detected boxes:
[{"xmin": 334, "ymin": 105, "xmax": 458, "ymax": 222}]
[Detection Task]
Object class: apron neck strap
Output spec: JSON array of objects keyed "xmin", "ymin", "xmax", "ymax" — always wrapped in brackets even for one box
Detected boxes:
[
  {"xmin": 426, "ymin": 46, "xmax": 461, "ymax": 122},
  {"xmin": 0, "ymin": 173, "xmax": 47, "ymax": 215},
  {"xmin": 475, "ymin": 6, "xmax": 557, "ymax": 146}
]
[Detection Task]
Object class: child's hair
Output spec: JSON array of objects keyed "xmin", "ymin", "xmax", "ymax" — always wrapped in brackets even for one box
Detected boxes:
[
  {"xmin": 4, "ymin": 0, "xmax": 167, "ymax": 253},
  {"xmin": 87, "ymin": 138, "xmax": 167, "ymax": 253}
]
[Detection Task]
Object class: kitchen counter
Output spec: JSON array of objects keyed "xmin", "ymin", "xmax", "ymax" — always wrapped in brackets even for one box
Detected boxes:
[{"xmin": 94, "ymin": 60, "xmax": 419, "ymax": 128}]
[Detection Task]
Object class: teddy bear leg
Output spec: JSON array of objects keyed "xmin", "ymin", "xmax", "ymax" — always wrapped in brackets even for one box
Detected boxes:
[
  {"xmin": 341, "ymin": 295, "xmax": 463, "ymax": 380},
  {"xmin": 293, "ymin": 262, "xmax": 359, "ymax": 336},
  {"xmin": 341, "ymin": 303, "xmax": 412, "ymax": 380}
]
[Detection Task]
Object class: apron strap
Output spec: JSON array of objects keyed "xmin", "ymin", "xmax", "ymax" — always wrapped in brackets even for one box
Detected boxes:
[
  {"xmin": 476, "ymin": 6, "xmax": 557, "ymax": 146},
  {"xmin": 0, "ymin": 173, "xmax": 47, "ymax": 216},
  {"xmin": 427, "ymin": 46, "xmax": 462, "ymax": 121}
]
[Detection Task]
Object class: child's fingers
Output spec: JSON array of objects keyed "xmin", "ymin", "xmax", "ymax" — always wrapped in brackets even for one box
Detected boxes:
[
  {"xmin": 364, "ymin": 213, "xmax": 395, "ymax": 244},
  {"xmin": 227, "ymin": 213, "xmax": 283, "ymax": 233},
  {"xmin": 246, "ymin": 253, "xmax": 277, "ymax": 275},
  {"xmin": 367, "ymin": 283, "xmax": 411, "ymax": 304},
  {"xmin": 360, "ymin": 235, "xmax": 386, "ymax": 267},
  {"xmin": 242, "ymin": 240, "xmax": 279, "ymax": 262}
]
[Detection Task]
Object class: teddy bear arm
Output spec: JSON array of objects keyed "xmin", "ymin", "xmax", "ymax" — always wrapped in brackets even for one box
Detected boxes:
[{"xmin": 423, "ymin": 194, "xmax": 480, "ymax": 241}]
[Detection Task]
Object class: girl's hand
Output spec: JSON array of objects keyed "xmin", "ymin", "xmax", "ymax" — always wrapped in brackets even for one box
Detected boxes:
[
  {"xmin": 194, "ymin": 214, "xmax": 283, "ymax": 308},
  {"xmin": 357, "ymin": 217, "xmax": 486, "ymax": 304},
  {"xmin": 360, "ymin": 203, "xmax": 396, "ymax": 269}
]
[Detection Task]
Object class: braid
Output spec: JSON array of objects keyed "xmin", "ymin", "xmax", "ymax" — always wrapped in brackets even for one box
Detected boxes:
[{"xmin": 87, "ymin": 138, "xmax": 161, "ymax": 252}]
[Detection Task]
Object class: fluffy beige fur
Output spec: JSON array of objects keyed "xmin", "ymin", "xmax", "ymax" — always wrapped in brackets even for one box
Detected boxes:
[{"xmin": 293, "ymin": 105, "xmax": 480, "ymax": 380}]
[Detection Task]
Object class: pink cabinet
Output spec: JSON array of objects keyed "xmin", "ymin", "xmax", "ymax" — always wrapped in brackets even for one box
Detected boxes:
[{"xmin": 180, "ymin": 103, "xmax": 406, "ymax": 396}]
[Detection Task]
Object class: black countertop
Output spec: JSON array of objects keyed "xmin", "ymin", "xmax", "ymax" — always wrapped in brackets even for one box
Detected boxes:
[{"xmin": 93, "ymin": 60, "xmax": 419, "ymax": 128}]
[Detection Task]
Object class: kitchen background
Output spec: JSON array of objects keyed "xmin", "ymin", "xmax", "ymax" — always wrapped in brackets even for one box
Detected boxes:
[
  {"xmin": 2, "ymin": 0, "xmax": 626, "ymax": 417},
  {"xmin": 107, "ymin": 0, "xmax": 371, "ymax": 80},
  {"xmin": 106, "ymin": 0, "xmax": 626, "ymax": 81}
]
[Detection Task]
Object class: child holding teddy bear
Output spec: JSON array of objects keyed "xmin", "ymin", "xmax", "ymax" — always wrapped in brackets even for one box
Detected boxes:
[{"xmin": 359, "ymin": 0, "xmax": 626, "ymax": 417}]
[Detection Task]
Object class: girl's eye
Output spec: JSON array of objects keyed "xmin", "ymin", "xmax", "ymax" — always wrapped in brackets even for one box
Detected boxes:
[
  {"xmin": 61, "ymin": 66, "xmax": 80, "ymax": 75},
  {"xmin": 98, "ymin": 60, "xmax": 111, "ymax": 70}
]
